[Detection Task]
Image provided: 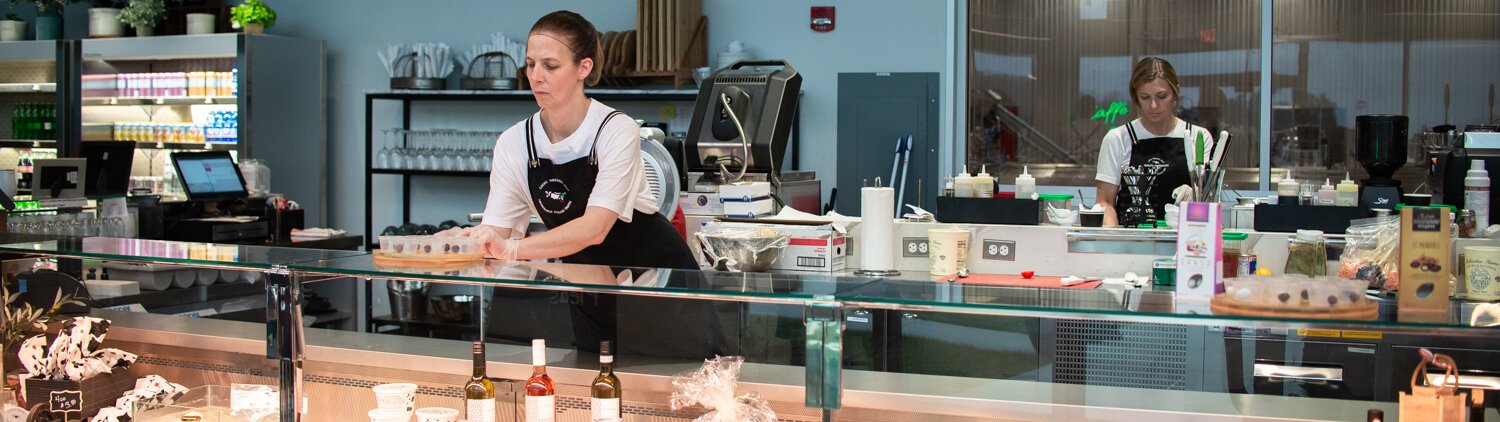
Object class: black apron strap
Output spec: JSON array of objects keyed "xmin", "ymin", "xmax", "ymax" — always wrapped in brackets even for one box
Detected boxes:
[
  {"xmin": 525, "ymin": 116, "xmax": 540, "ymax": 168},
  {"xmin": 588, "ymin": 110, "xmax": 623, "ymax": 165},
  {"xmin": 1126, "ymin": 121, "xmax": 1140, "ymax": 145}
]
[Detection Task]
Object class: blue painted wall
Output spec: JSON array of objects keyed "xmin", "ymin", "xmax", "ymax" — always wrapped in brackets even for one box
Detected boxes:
[{"xmin": 251, "ymin": 0, "xmax": 947, "ymax": 235}]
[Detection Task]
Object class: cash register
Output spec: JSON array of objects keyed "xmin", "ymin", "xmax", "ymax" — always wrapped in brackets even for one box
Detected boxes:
[{"xmin": 163, "ymin": 151, "xmax": 269, "ymax": 243}]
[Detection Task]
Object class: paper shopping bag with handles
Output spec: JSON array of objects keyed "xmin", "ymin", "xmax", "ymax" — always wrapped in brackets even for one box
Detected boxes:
[{"xmin": 1399, "ymin": 353, "xmax": 1469, "ymax": 422}]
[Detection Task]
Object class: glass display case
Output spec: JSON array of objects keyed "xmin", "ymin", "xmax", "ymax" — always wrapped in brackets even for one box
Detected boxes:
[{"xmin": 0, "ymin": 237, "xmax": 1496, "ymax": 421}]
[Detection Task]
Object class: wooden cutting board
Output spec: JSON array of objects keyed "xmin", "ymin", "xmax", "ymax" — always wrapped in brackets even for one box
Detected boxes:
[{"xmin": 938, "ymin": 273, "xmax": 1103, "ymax": 289}]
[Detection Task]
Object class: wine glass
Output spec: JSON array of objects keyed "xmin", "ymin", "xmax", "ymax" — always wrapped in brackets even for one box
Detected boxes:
[{"xmin": 376, "ymin": 129, "xmax": 393, "ymax": 169}]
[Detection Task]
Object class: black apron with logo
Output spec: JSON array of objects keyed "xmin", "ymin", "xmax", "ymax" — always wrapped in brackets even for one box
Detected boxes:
[
  {"xmin": 487, "ymin": 111, "xmax": 734, "ymax": 359},
  {"xmin": 1114, "ymin": 120, "xmax": 1193, "ymax": 227}
]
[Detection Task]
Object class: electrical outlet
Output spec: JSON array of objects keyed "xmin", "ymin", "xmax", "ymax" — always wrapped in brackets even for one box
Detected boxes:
[
  {"xmin": 902, "ymin": 237, "xmax": 930, "ymax": 257},
  {"xmin": 982, "ymin": 239, "xmax": 1016, "ymax": 261}
]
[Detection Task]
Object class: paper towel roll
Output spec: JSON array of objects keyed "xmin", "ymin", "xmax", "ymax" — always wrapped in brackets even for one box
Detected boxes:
[
  {"xmin": 860, "ymin": 187, "xmax": 896, "ymax": 272},
  {"xmin": 928, "ymin": 228, "xmax": 970, "ymax": 275}
]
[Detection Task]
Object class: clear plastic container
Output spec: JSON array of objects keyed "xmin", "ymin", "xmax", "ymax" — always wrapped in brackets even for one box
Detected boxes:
[{"xmin": 1285, "ymin": 229, "xmax": 1327, "ymax": 277}]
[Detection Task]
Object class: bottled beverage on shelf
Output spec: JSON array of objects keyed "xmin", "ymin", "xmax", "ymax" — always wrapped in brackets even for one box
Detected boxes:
[
  {"xmin": 463, "ymin": 341, "xmax": 496, "ymax": 422},
  {"xmin": 590, "ymin": 340, "xmax": 621, "ymax": 422},
  {"xmin": 15, "ymin": 152, "xmax": 28, "ymax": 191},
  {"xmin": 524, "ymin": 339, "xmax": 556, "ymax": 422},
  {"xmin": 9, "ymin": 104, "xmax": 21, "ymax": 139}
]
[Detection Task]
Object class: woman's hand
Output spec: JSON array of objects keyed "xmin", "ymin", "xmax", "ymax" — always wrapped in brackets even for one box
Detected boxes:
[{"xmin": 448, "ymin": 225, "xmax": 521, "ymax": 260}]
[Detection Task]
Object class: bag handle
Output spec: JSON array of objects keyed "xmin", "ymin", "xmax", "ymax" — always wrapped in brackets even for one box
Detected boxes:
[{"xmin": 1410, "ymin": 349, "xmax": 1461, "ymax": 395}]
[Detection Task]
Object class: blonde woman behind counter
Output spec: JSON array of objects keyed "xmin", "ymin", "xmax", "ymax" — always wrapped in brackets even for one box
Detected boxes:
[{"xmin": 1095, "ymin": 57, "xmax": 1214, "ymax": 227}]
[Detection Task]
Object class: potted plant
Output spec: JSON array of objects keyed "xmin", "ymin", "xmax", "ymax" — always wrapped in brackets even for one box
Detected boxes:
[
  {"xmin": 118, "ymin": 0, "xmax": 163, "ymax": 36},
  {"xmin": 229, "ymin": 0, "xmax": 274, "ymax": 34},
  {"xmin": 87, "ymin": 0, "xmax": 123, "ymax": 38},
  {"xmin": 0, "ymin": 13, "xmax": 25, "ymax": 41},
  {"xmin": 14, "ymin": 0, "xmax": 78, "ymax": 40}
]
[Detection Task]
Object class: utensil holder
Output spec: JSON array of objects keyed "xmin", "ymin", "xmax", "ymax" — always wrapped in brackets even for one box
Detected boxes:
[
  {"xmin": 460, "ymin": 51, "xmax": 518, "ymax": 90},
  {"xmin": 390, "ymin": 52, "xmax": 445, "ymax": 90}
]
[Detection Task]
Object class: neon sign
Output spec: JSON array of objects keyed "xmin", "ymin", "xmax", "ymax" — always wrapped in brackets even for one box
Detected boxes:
[{"xmin": 1090, "ymin": 101, "xmax": 1129, "ymax": 124}]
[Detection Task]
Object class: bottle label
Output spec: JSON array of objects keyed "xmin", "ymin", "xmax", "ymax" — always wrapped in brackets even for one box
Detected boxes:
[
  {"xmin": 466, "ymin": 398, "xmax": 496, "ymax": 422},
  {"xmin": 591, "ymin": 398, "xmax": 620, "ymax": 420},
  {"xmin": 525, "ymin": 395, "xmax": 555, "ymax": 422}
]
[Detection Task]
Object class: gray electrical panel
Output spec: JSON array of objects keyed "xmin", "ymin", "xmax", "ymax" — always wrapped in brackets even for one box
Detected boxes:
[{"xmin": 836, "ymin": 72, "xmax": 939, "ymax": 216}]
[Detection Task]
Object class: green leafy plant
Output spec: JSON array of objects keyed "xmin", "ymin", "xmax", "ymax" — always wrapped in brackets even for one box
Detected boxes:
[
  {"xmin": 0, "ymin": 288, "xmax": 80, "ymax": 351},
  {"xmin": 5, "ymin": 13, "xmax": 20, "ymax": 21},
  {"xmin": 118, "ymin": 0, "xmax": 164, "ymax": 29},
  {"xmin": 229, "ymin": 0, "xmax": 275, "ymax": 29}
]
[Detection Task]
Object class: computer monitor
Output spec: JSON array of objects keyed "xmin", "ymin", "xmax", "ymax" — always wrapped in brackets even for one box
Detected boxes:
[
  {"xmin": 170, "ymin": 151, "xmax": 248, "ymax": 201},
  {"xmin": 33, "ymin": 158, "xmax": 85, "ymax": 200},
  {"xmin": 80, "ymin": 141, "xmax": 136, "ymax": 196}
]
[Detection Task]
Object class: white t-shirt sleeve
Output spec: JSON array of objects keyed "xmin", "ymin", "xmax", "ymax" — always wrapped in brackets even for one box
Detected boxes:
[
  {"xmin": 480, "ymin": 126, "xmax": 534, "ymax": 233},
  {"xmin": 586, "ymin": 115, "xmax": 645, "ymax": 222},
  {"xmin": 1095, "ymin": 127, "xmax": 1127, "ymax": 186}
]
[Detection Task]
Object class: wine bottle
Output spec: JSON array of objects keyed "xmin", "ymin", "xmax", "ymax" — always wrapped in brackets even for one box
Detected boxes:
[
  {"xmin": 524, "ymin": 339, "xmax": 555, "ymax": 422},
  {"xmin": 590, "ymin": 340, "xmax": 621, "ymax": 421},
  {"xmin": 463, "ymin": 341, "xmax": 496, "ymax": 422}
]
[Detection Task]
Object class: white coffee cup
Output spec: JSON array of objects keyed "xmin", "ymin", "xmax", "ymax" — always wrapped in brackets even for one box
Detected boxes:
[
  {"xmin": 187, "ymin": 13, "xmax": 215, "ymax": 35},
  {"xmin": 415, "ymin": 407, "xmax": 459, "ymax": 422}
]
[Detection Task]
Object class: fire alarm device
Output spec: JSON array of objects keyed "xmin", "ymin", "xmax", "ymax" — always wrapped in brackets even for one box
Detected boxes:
[{"xmin": 811, "ymin": 7, "xmax": 835, "ymax": 32}]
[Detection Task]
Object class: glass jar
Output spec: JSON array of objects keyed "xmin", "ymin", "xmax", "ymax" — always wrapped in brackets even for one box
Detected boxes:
[
  {"xmin": 1285, "ymin": 229, "xmax": 1327, "ymax": 277},
  {"xmin": 1223, "ymin": 232, "xmax": 1248, "ymax": 279}
]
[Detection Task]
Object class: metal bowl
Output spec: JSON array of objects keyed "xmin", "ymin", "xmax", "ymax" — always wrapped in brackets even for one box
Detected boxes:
[
  {"xmin": 696, "ymin": 228, "xmax": 789, "ymax": 272},
  {"xmin": 429, "ymin": 294, "xmax": 479, "ymax": 323}
]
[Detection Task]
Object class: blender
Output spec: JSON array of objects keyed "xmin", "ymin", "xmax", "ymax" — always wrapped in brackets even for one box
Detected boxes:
[{"xmin": 1355, "ymin": 114, "xmax": 1408, "ymax": 209}]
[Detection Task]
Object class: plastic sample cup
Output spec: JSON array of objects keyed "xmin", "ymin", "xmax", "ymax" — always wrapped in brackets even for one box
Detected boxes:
[
  {"xmin": 415, "ymin": 407, "xmax": 459, "ymax": 422},
  {"xmin": 369, "ymin": 408, "xmax": 411, "ymax": 422},
  {"xmin": 372, "ymin": 383, "xmax": 418, "ymax": 413}
]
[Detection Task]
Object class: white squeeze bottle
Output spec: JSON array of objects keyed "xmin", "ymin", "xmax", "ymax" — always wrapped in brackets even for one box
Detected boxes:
[
  {"xmin": 1466, "ymin": 160, "xmax": 1490, "ymax": 228},
  {"xmin": 1336, "ymin": 173, "xmax": 1359, "ymax": 206},
  {"xmin": 974, "ymin": 165, "xmax": 995, "ymax": 198},
  {"xmin": 1316, "ymin": 179, "xmax": 1337, "ymax": 206},
  {"xmin": 954, "ymin": 165, "xmax": 976, "ymax": 198},
  {"xmin": 1015, "ymin": 165, "xmax": 1037, "ymax": 199}
]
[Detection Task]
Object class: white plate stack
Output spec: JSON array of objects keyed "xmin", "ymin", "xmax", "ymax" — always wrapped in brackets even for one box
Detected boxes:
[{"xmin": 84, "ymin": 279, "xmax": 140, "ymax": 299}]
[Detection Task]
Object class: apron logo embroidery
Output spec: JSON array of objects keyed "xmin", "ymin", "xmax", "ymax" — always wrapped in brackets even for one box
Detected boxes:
[{"xmin": 536, "ymin": 178, "xmax": 573, "ymax": 215}]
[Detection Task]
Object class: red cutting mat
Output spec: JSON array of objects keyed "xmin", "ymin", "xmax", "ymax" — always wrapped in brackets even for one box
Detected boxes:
[{"xmin": 941, "ymin": 273, "xmax": 1102, "ymax": 289}]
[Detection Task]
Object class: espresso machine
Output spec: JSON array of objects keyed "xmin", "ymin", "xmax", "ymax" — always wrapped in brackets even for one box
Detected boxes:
[
  {"xmin": 1437, "ymin": 125, "xmax": 1500, "ymax": 216},
  {"xmin": 1356, "ymin": 114, "xmax": 1408, "ymax": 209}
]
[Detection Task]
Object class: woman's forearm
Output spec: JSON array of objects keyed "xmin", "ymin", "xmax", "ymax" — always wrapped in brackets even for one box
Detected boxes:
[{"xmin": 513, "ymin": 207, "xmax": 617, "ymax": 260}]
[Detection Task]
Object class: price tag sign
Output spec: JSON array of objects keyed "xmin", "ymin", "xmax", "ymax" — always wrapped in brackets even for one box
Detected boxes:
[{"xmin": 49, "ymin": 390, "xmax": 82, "ymax": 415}]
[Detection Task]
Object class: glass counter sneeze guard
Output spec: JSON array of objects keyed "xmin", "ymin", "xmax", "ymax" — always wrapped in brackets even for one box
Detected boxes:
[{"xmin": 1, "ymin": 237, "xmax": 1498, "ymax": 421}]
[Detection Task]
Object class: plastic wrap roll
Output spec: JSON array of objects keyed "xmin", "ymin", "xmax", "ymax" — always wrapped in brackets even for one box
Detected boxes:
[{"xmin": 860, "ymin": 187, "xmax": 896, "ymax": 272}]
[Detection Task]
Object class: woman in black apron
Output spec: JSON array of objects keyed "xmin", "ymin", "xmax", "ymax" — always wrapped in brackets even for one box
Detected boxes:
[
  {"xmin": 1095, "ymin": 57, "xmax": 1205, "ymax": 227},
  {"xmin": 450, "ymin": 11, "xmax": 732, "ymax": 359}
]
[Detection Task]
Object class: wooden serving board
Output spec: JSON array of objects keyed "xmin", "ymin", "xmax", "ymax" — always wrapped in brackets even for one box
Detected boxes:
[
  {"xmin": 373, "ymin": 251, "xmax": 485, "ymax": 268},
  {"xmin": 1210, "ymin": 295, "xmax": 1379, "ymax": 320}
]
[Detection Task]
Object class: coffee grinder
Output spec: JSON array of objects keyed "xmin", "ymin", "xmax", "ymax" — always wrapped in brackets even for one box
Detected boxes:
[{"xmin": 1356, "ymin": 114, "xmax": 1409, "ymax": 209}]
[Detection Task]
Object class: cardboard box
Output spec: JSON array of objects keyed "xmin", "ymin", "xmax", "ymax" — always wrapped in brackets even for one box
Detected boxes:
[
  {"xmin": 680, "ymin": 192, "xmax": 724, "ymax": 216},
  {"xmin": 1175, "ymin": 202, "xmax": 1223, "ymax": 298},
  {"xmin": 714, "ymin": 221, "xmax": 848, "ymax": 272},
  {"xmin": 1399, "ymin": 207, "xmax": 1452, "ymax": 322},
  {"xmin": 717, "ymin": 182, "xmax": 772, "ymax": 202},
  {"xmin": 723, "ymin": 199, "xmax": 775, "ymax": 218},
  {"xmin": 24, "ymin": 370, "xmax": 135, "ymax": 421}
]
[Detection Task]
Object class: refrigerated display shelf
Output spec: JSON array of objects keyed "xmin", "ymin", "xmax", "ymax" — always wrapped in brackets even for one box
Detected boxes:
[
  {"xmin": 81, "ymin": 96, "xmax": 236, "ymax": 106},
  {"xmin": 0, "ymin": 83, "xmax": 56, "ymax": 93}
]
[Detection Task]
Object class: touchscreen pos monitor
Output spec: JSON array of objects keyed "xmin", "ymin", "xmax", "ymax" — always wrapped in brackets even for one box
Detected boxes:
[
  {"xmin": 170, "ymin": 150, "xmax": 249, "ymax": 201},
  {"xmin": 80, "ymin": 141, "xmax": 136, "ymax": 196}
]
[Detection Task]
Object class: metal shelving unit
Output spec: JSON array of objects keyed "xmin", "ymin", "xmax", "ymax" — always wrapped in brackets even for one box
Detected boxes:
[{"xmin": 362, "ymin": 89, "xmax": 699, "ymax": 247}]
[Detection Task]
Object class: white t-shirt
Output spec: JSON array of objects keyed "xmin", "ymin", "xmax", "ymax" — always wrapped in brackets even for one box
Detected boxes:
[
  {"xmin": 1094, "ymin": 118, "xmax": 1214, "ymax": 186},
  {"xmin": 480, "ymin": 99, "xmax": 657, "ymax": 233}
]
